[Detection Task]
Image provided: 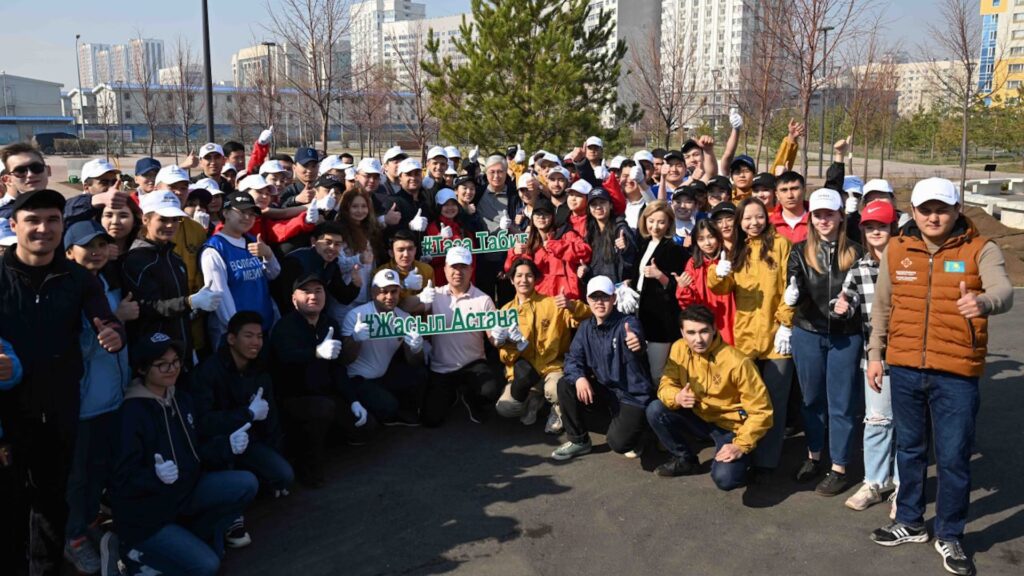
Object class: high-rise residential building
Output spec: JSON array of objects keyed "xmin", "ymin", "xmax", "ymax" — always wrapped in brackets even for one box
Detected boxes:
[
  {"xmin": 979, "ymin": 0, "xmax": 1024, "ymax": 104},
  {"xmin": 382, "ymin": 13, "xmax": 473, "ymax": 87},
  {"xmin": 158, "ymin": 65, "xmax": 204, "ymax": 86},
  {"xmin": 349, "ymin": 0, "xmax": 427, "ymax": 72},
  {"xmin": 848, "ymin": 59, "xmax": 971, "ymax": 116},
  {"xmin": 128, "ymin": 38, "xmax": 166, "ymax": 84},
  {"xmin": 77, "ymin": 43, "xmax": 111, "ymax": 88},
  {"xmin": 77, "ymin": 38, "xmax": 165, "ymax": 86},
  {"xmin": 231, "ymin": 41, "xmax": 351, "ymax": 90},
  {"xmin": 585, "ymin": 0, "xmax": 661, "ymax": 122}
]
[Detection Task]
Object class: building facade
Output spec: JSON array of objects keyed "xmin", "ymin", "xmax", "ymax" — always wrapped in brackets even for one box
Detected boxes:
[
  {"xmin": 0, "ymin": 74, "xmax": 72, "ymax": 145},
  {"xmin": 350, "ymin": 0, "xmax": 427, "ymax": 73},
  {"xmin": 979, "ymin": 0, "xmax": 1024, "ymax": 104}
]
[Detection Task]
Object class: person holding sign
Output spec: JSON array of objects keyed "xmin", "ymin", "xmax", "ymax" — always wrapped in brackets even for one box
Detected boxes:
[
  {"xmin": 341, "ymin": 269, "xmax": 427, "ymax": 427},
  {"xmin": 374, "ymin": 230, "xmax": 434, "ymax": 308},
  {"xmin": 552, "ymin": 276, "xmax": 654, "ymax": 461},
  {"xmin": 425, "ymin": 188, "xmax": 475, "ymax": 286},
  {"xmin": 418, "ymin": 246, "xmax": 503, "ymax": 426},
  {"xmin": 646, "ymin": 304, "xmax": 773, "ymax": 489},
  {"xmin": 503, "ymin": 198, "xmax": 591, "ymax": 300},
  {"xmin": 495, "ymin": 259, "xmax": 592, "ymax": 433}
]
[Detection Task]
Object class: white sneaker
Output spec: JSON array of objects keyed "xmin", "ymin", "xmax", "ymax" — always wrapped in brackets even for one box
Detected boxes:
[
  {"xmin": 845, "ymin": 482, "xmax": 884, "ymax": 511},
  {"xmin": 544, "ymin": 406, "xmax": 563, "ymax": 434},
  {"xmin": 520, "ymin": 393, "xmax": 545, "ymax": 426},
  {"xmin": 623, "ymin": 443, "xmax": 645, "ymax": 459}
]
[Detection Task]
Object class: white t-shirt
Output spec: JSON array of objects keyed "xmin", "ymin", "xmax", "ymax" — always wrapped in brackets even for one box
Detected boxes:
[
  {"xmin": 429, "ymin": 284, "xmax": 496, "ymax": 374},
  {"xmin": 782, "ymin": 210, "xmax": 805, "ymax": 230},
  {"xmin": 342, "ymin": 301, "xmax": 407, "ymax": 379}
]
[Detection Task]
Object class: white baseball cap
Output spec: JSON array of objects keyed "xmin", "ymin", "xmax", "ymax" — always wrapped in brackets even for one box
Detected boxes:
[
  {"xmin": 382, "ymin": 146, "xmax": 407, "ymax": 163},
  {"xmin": 586, "ymin": 275, "xmax": 615, "ymax": 297},
  {"xmin": 609, "ymin": 155, "xmax": 627, "ymax": 170},
  {"xmin": 445, "ymin": 167, "xmax": 458, "ymax": 176},
  {"xmin": 238, "ymin": 174, "xmax": 270, "ymax": 192},
  {"xmin": 345, "ymin": 167, "xmax": 356, "ymax": 181},
  {"xmin": 199, "ymin": 143, "xmax": 224, "ymax": 158},
  {"xmin": 397, "ymin": 158, "xmax": 422, "ymax": 174},
  {"xmin": 259, "ymin": 160, "xmax": 289, "ymax": 175},
  {"xmin": 863, "ymin": 178, "xmax": 894, "ymax": 195},
  {"xmin": 517, "ymin": 173, "xmax": 536, "ymax": 189},
  {"xmin": 357, "ymin": 158, "xmax": 382, "ymax": 175},
  {"xmin": 843, "ymin": 176, "xmax": 864, "ymax": 195},
  {"xmin": 81, "ymin": 159, "xmax": 119, "ymax": 180},
  {"xmin": 569, "ymin": 179, "xmax": 593, "ymax": 196},
  {"xmin": 633, "ymin": 150, "xmax": 654, "ymax": 165},
  {"xmin": 434, "ymin": 188, "xmax": 457, "ymax": 205},
  {"xmin": 911, "ymin": 177, "xmax": 959, "ymax": 207},
  {"xmin": 585, "ymin": 136, "xmax": 604, "ymax": 148},
  {"xmin": 194, "ymin": 177, "xmax": 223, "ymax": 195},
  {"xmin": 445, "ymin": 245, "xmax": 473, "ymax": 266},
  {"xmin": 539, "ymin": 152, "xmax": 561, "ymax": 166},
  {"xmin": 155, "ymin": 165, "xmax": 189, "ymax": 186},
  {"xmin": 140, "ymin": 190, "xmax": 188, "ymax": 218},
  {"xmin": 547, "ymin": 166, "xmax": 570, "ymax": 181},
  {"xmin": 426, "ymin": 146, "xmax": 448, "ymax": 160},
  {"xmin": 808, "ymin": 188, "xmax": 842, "ymax": 212},
  {"xmin": 318, "ymin": 155, "xmax": 344, "ymax": 176},
  {"xmin": 372, "ymin": 268, "xmax": 402, "ymax": 289},
  {"xmin": 444, "ymin": 146, "xmax": 461, "ymax": 159}
]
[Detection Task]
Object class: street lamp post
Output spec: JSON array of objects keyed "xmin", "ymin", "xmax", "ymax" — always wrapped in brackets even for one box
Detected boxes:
[
  {"xmin": 817, "ymin": 25, "xmax": 834, "ymax": 179},
  {"xmin": 75, "ymin": 34, "xmax": 85, "ymax": 139},
  {"xmin": 116, "ymin": 80, "xmax": 125, "ymax": 157},
  {"xmin": 201, "ymin": 0, "xmax": 215, "ymax": 141},
  {"xmin": 711, "ymin": 68, "xmax": 722, "ymax": 136},
  {"xmin": 261, "ymin": 41, "xmax": 277, "ymax": 152}
]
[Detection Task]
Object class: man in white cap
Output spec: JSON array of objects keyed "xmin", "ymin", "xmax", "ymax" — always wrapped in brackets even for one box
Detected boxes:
[
  {"xmin": 460, "ymin": 151, "xmax": 521, "ymax": 303},
  {"xmin": 341, "ymin": 268, "xmax": 427, "ymax": 426},
  {"xmin": 584, "ymin": 136, "xmax": 604, "ymax": 169},
  {"xmin": 193, "ymin": 142, "xmax": 234, "ymax": 194},
  {"xmin": 552, "ymin": 275, "xmax": 653, "ymax": 460},
  {"xmin": 380, "ymin": 146, "xmax": 408, "ymax": 197},
  {"xmin": 867, "ymin": 178, "xmax": 1013, "ymax": 576},
  {"xmin": 64, "ymin": 158, "xmax": 129, "ymax": 226},
  {"xmin": 424, "ymin": 146, "xmax": 449, "ymax": 196},
  {"xmin": 416, "ymin": 245, "xmax": 503, "ymax": 426},
  {"xmin": 388, "ymin": 158, "xmax": 433, "ymax": 235},
  {"xmin": 153, "ymin": 166, "xmax": 212, "ymax": 314},
  {"xmin": 444, "ymin": 146, "xmax": 462, "ymax": 173}
]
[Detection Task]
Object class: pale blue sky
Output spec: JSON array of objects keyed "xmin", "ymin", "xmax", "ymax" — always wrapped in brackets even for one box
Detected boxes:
[{"xmin": 0, "ymin": 0, "xmax": 940, "ymax": 90}]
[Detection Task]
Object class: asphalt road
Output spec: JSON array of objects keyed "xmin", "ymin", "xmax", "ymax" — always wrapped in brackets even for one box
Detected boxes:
[{"xmin": 227, "ymin": 290, "xmax": 1024, "ymax": 576}]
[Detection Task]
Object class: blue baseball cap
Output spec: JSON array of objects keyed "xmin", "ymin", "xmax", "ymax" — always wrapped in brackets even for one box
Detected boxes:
[
  {"xmin": 64, "ymin": 219, "xmax": 112, "ymax": 251},
  {"xmin": 295, "ymin": 147, "xmax": 319, "ymax": 166},
  {"xmin": 134, "ymin": 157, "xmax": 161, "ymax": 176},
  {"xmin": 730, "ymin": 154, "xmax": 756, "ymax": 173}
]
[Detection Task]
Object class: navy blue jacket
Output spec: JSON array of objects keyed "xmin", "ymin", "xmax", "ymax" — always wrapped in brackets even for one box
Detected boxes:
[
  {"xmin": 563, "ymin": 311, "xmax": 655, "ymax": 407},
  {"xmin": 193, "ymin": 345, "xmax": 283, "ymax": 452},
  {"xmin": 277, "ymin": 246, "xmax": 359, "ymax": 311},
  {"xmin": 269, "ymin": 311, "xmax": 354, "ymax": 401}
]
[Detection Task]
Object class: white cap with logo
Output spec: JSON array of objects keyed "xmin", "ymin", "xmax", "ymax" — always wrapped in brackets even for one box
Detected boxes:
[
  {"xmin": 808, "ymin": 188, "xmax": 842, "ymax": 212},
  {"xmin": 155, "ymin": 165, "xmax": 189, "ymax": 186},
  {"xmin": 140, "ymin": 190, "xmax": 188, "ymax": 218},
  {"xmin": 911, "ymin": 177, "xmax": 959, "ymax": 207},
  {"xmin": 372, "ymin": 268, "xmax": 402, "ymax": 289},
  {"xmin": 357, "ymin": 158, "xmax": 383, "ymax": 175},
  {"xmin": 199, "ymin": 143, "xmax": 224, "ymax": 158},
  {"xmin": 445, "ymin": 245, "xmax": 473, "ymax": 266},
  {"xmin": 81, "ymin": 159, "xmax": 119, "ymax": 180}
]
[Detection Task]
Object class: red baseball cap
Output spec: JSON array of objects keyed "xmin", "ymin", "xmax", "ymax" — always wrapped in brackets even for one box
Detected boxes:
[{"xmin": 860, "ymin": 200, "xmax": 896, "ymax": 225}]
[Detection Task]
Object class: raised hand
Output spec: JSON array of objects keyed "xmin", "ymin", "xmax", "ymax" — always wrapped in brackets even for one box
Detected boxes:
[
  {"xmin": 352, "ymin": 313, "xmax": 371, "ymax": 342},
  {"xmin": 404, "ymin": 269, "xmax": 423, "ymax": 291},
  {"xmin": 248, "ymin": 233, "xmax": 270, "ymax": 260},
  {"xmin": 409, "ymin": 209, "xmax": 428, "ymax": 232},
  {"xmin": 116, "ymin": 292, "xmax": 140, "ymax": 322},
  {"xmin": 248, "ymin": 387, "xmax": 269, "ymax": 421},
  {"xmin": 153, "ymin": 453, "xmax": 178, "ymax": 484},
  {"xmin": 351, "ymin": 401, "xmax": 368, "ymax": 427},
  {"xmin": 624, "ymin": 322, "xmax": 642, "ymax": 353},
  {"xmin": 554, "ymin": 288, "xmax": 569, "ymax": 310},
  {"xmin": 305, "ymin": 201, "xmax": 319, "ymax": 224},
  {"xmin": 783, "ymin": 276, "xmax": 800, "ymax": 306},
  {"xmin": 715, "ymin": 250, "xmax": 732, "ymax": 278},
  {"xmin": 192, "ymin": 208, "xmax": 210, "ymax": 228},
  {"xmin": 418, "ymin": 280, "xmax": 436, "ymax": 306},
  {"xmin": 189, "ymin": 280, "xmax": 223, "ymax": 312},
  {"xmin": 729, "ymin": 108, "xmax": 743, "ymax": 131},
  {"xmin": 403, "ymin": 326, "xmax": 424, "ymax": 354},
  {"xmin": 258, "ymin": 125, "xmax": 274, "ymax": 146},
  {"xmin": 615, "ymin": 229, "xmax": 627, "ymax": 251},
  {"xmin": 93, "ymin": 318, "xmax": 122, "ymax": 353},
  {"xmin": 497, "ymin": 209, "xmax": 511, "ymax": 231},
  {"xmin": 385, "ymin": 203, "xmax": 402, "ymax": 226},
  {"xmin": 675, "ymin": 383, "xmax": 696, "ymax": 409},
  {"xmin": 230, "ymin": 423, "xmax": 251, "ymax": 455},
  {"xmin": 957, "ymin": 281, "xmax": 985, "ymax": 319},
  {"xmin": 440, "ymin": 224, "xmax": 454, "ymax": 239}
]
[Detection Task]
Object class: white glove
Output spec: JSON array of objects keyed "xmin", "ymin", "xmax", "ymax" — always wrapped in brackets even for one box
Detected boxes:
[
  {"xmin": 774, "ymin": 325, "xmax": 792, "ymax": 356},
  {"xmin": 230, "ymin": 423, "xmax": 251, "ymax": 455},
  {"xmin": 845, "ymin": 194, "xmax": 859, "ymax": 214},
  {"xmin": 305, "ymin": 201, "xmax": 319, "ymax": 224},
  {"xmin": 422, "ymin": 175, "xmax": 435, "ymax": 190},
  {"xmin": 783, "ymin": 276, "xmax": 800, "ymax": 307},
  {"xmin": 594, "ymin": 165, "xmax": 610, "ymax": 181},
  {"xmin": 351, "ymin": 401, "xmax": 368, "ymax": 427},
  {"xmin": 409, "ymin": 209, "xmax": 428, "ymax": 232},
  {"xmin": 315, "ymin": 327, "xmax": 342, "ymax": 360},
  {"xmin": 258, "ymin": 125, "xmax": 274, "ymax": 145},
  {"xmin": 337, "ymin": 253, "xmax": 361, "ymax": 273},
  {"xmin": 490, "ymin": 326, "xmax": 508, "ymax": 346},
  {"xmin": 189, "ymin": 284, "xmax": 223, "ymax": 312},
  {"xmin": 508, "ymin": 322, "xmax": 525, "ymax": 343},
  {"xmin": 153, "ymin": 454, "xmax": 178, "ymax": 485},
  {"xmin": 317, "ymin": 193, "xmax": 337, "ymax": 212},
  {"xmin": 729, "ymin": 108, "xmax": 743, "ymax": 130},
  {"xmin": 352, "ymin": 313, "xmax": 370, "ymax": 342},
  {"xmin": 377, "ymin": 214, "xmax": 386, "ymax": 227},
  {"xmin": 418, "ymin": 280, "xmax": 435, "ymax": 305},
  {"xmin": 248, "ymin": 387, "xmax": 269, "ymax": 421},
  {"xmin": 497, "ymin": 209, "xmax": 511, "ymax": 231},
  {"xmin": 403, "ymin": 327, "xmax": 423, "ymax": 354},
  {"xmin": 615, "ymin": 283, "xmax": 640, "ymax": 314},
  {"xmin": 404, "ymin": 269, "xmax": 423, "ymax": 291},
  {"xmin": 469, "ymin": 146, "xmax": 480, "ymax": 164},
  {"xmin": 715, "ymin": 250, "xmax": 732, "ymax": 278},
  {"xmin": 513, "ymin": 147, "xmax": 526, "ymax": 164},
  {"xmin": 439, "ymin": 224, "xmax": 453, "ymax": 239},
  {"xmin": 192, "ymin": 209, "xmax": 210, "ymax": 229}
]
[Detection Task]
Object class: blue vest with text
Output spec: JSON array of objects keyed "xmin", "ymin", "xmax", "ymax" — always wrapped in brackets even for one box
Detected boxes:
[{"xmin": 203, "ymin": 233, "xmax": 275, "ymax": 332}]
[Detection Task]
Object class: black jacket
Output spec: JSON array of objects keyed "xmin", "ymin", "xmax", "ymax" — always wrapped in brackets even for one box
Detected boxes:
[
  {"xmin": 193, "ymin": 344, "xmax": 284, "ymax": 452},
  {"xmin": 121, "ymin": 238, "xmax": 193, "ymax": 357},
  {"xmin": 585, "ymin": 216, "xmax": 638, "ymax": 285},
  {"xmin": 269, "ymin": 311, "xmax": 353, "ymax": 401},
  {"xmin": 276, "ymin": 246, "xmax": 360, "ymax": 312},
  {"xmin": 787, "ymin": 239, "xmax": 864, "ymax": 335},
  {"xmin": 632, "ymin": 238, "xmax": 689, "ymax": 343},
  {"xmin": 0, "ymin": 250, "xmax": 124, "ymax": 431}
]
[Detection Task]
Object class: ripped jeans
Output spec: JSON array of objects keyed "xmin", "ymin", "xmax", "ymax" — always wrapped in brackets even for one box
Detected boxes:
[{"xmin": 863, "ymin": 368, "xmax": 898, "ymax": 488}]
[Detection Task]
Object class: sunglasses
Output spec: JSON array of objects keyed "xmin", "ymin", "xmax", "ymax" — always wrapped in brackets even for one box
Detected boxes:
[{"xmin": 10, "ymin": 162, "xmax": 46, "ymax": 177}]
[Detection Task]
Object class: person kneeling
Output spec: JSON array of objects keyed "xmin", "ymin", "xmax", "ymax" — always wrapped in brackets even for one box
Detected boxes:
[{"xmin": 646, "ymin": 304, "xmax": 773, "ymax": 490}]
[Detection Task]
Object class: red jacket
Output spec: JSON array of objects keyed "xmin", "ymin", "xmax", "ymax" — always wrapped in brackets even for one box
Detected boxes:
[
  {"xmin": 425, "ymin": 216, "xmax": 475, "ymax": 287},
  {"xmin": 246, "ymin": 140, "xmax": 270, "ymax": 175},
  {"xmin": 214, "ymin": 212, "xmax": 313, "ymax": 246},
  {"xmin": 676, "ymin": 255, "xmax": 736, "ymax": 345},
  {"xmin": 769, "ymin": 204, "xmax": 809, "ymax": 244},
  {"xmin": 603, "ymin": 172, "xmax": 626, "ymax": 216},
  {"xmin": 504, "ymin": 229, "xmax": 592, "ymax": 299},
  {"xmin": 568, "ymin": 213, "xmax": 588, "ymax": 238}
]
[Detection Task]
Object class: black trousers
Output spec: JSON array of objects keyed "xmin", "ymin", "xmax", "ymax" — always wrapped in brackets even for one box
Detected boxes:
[
  {"xmin": 349, "ymin": 355, "xmax": 428, "ymax": 422},
  {"xmin": 280, "ymin": 394, "xmax": 360, "ymax": 476},
  {"xmin": 557, "ymin": 377, "xmax": 648, "ymax": 454},
  {"xmin": 422, "ymin": 360, "xmax": 502, "ymax": 427}
]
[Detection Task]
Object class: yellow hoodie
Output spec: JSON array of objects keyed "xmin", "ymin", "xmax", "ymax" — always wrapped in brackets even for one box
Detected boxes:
[
  {"xmin": 657, "ymin": 336, "xmax": 773, "ymax": 453},
  {"xmin": 498, "ymin": 292, "xmax": 591, "ymax": 377}
]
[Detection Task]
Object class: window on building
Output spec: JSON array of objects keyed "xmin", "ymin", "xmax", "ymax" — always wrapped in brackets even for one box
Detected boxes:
[
  {"xmin": 227, "ymin": 95, "xmax": 232, "ymax": 102},
  {"xmin": 125, "ymin": 110, "xmax": 132, "ymax": 119},
  {"xmin": 1013, "ymin": 30, "xmax": 1024, "ymax": 39},
  {"xmin": 1009, "ymin": 63, "xmax": 1024, "ymax": 72},
  {"xmin": 1014, "ymin": 12, "xmax": 1024, "ymax": 22}
]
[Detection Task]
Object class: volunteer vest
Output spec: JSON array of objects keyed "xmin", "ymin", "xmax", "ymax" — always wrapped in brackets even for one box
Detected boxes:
[
  {"xmin": 203, "ymin": 234, "xmax": 275, "ymax": 333},
  {"xmin": 885, "ymin": 218, "xmax": 988, "ymax": 378}
]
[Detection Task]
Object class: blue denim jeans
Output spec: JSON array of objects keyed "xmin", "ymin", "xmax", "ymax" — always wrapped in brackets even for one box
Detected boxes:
[
  {"xmin": 235, "ymin": 441, "xmax": 294, "ymax": 492},
  {"xmin": 791, "ymin": 327, "xmax": 864, "ymax": 467},
  {"xmin": 863, "ymin": 369, "xmax": 898, "ymax": 488},
  {"xmin": 645, "ymin": 400, "xmax": 749, "ymax": 491},
  {"xmin": 891, "ymin": 366, "xmax": 979, "ymax": 540},
  {"xmin": 128, "ymin": 470, "xmax": 258, "ymax": 575},
  {"xmin": 65, "ymin": 411, "xmax": 116, "ymax": 540}
]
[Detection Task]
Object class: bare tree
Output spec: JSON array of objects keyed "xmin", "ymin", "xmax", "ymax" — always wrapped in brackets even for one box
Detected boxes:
[
  {"xmin": 625, "ymin": 34, "xmax": 701, "ymax": 149},
  {"xmin": 226, "ymin": 89, "xmax": 257, "ymax": 144},
  {"xmin": 165, "ymin": 37, "xmax": 205, "ymax": 155},
  {"xmin": 129, "ymin": 31, "xmax": 164, "ymax": 156},
  {"xmin": 346, "ymin": 63, "xmax": 394, "ymax": 158},
  {"xmin": 738, "ymin": 0, "xmax": 791, "ymax": 166},
  {"xmin": 387, "ymin": 22, "xmax": 437, "ymax": 159},
  {"xmin": 263, "ymin": 0, "xmax": 356, "ymax": 149}
]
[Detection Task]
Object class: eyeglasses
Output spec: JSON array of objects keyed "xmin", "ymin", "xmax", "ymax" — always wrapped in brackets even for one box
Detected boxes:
[
  {"xmin": 9, "ymin": 162, "xmax": 46, "ymax": 177},
  {"xmin": 151, "ymin": 359, "xmax": 181, "ymax": 374}
]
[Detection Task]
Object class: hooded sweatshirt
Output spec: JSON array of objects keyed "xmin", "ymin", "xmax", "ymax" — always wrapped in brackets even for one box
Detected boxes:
[{"xmin": 78, "ymin": 273, "xmax": 131, "ymax": 419}]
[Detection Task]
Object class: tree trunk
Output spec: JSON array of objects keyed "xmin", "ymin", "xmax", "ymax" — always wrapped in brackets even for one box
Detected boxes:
[
  {"xmin": 959, "ymin": 95, "xmax": 969, "ymax": 191},
  {"xmin": 755, "ymin": 121, "xmax": 766, "ymax": 168}
]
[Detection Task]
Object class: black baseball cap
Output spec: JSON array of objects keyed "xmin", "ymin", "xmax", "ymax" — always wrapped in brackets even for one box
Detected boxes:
[
  {"xmin": 11, "ymin": 189, "xmax": 66, "ymax": 214},
  {"xmin": 315, "ymin": 174, "xmax": 344, "ymax": 190},
  {"xmin": 707, "ymin": 175, "xmax": 732, "ymax": 193},
  {"xmin": 453, "ymin": 175, "xmax": 474, "ymax": 189},
  {"xmin": 589, "ymin": 187, "xmax": 612, "ymax": 203},
  {"xmin": 292, "ymin": 272, "xmax": 326, "ymax": 292},
  {"xmin": 532, "ymin": 198, "xmax": 556, "ymax": 216},
  {"xmin": 64, "ymin": 220, "xmax": 112, "ymax": 251},
  {"xmin": 752, "ymin": 172, "xmax": 777, "ymax": 190},
  {"xmin": 663, "ymin": 150, "xmax": 685, "ymax": 163},
  {"xmin": 681, "ymin": 139, "xmax": 701, "ymax": 155},
  {"xmin": 131, "ymin": 332, "xmax": 185, "ymax": 373},
  {"xmin": 710, "ymin": 202, "xmax": 737, "ymax": 219},
  {"xmin": 730, "ymin": 154, "xmax": 756, "ymax": 173},
  {"xmin": 224, "ymin": 193, "xmax": 261, "ymax": 214},
  {"xmin": 671, "ymin": 186, "xmax": 696, "ymax": 201}
]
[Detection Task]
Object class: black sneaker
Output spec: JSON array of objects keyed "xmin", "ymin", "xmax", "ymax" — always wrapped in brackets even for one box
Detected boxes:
[
  {"xmin": 460, "ymin": 394, "xmax": 489, "ymax": 424},
  {"xmin": 225, "ymin": 517, "xmax": 252, "ymax": 548},
  {"xmin": 794, "ymin": 458, "xmax": 824, "ymax": 482},
  {"xmin": 870, "ymin": 522, "xmax": 930, "ymax": 547},
  {"xmin": 934, "ymin": 539, "xmax": 975, "ymax": 575},
  {"xmin": 655, "ymin": 456, "xmax": 700, "ymax": 477},
  {"xmin": 815, "ymin": 470, "xmax": 853, "ymax": 496}
]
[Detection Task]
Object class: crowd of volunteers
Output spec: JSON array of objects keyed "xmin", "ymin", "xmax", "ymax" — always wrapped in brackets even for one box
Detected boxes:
[{"xmin": 0, "ymin": 112, "xmax": 1012, "ymax": 576}]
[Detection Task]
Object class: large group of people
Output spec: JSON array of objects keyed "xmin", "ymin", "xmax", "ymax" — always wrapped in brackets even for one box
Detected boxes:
[{"xmin": 0, "ymin": 112, "xmax": 1013, "ymax": 576}]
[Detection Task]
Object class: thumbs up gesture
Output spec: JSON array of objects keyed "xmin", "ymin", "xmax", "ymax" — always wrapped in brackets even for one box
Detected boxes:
[
  {"xmin": 352, "ymin": 313, "xmax": 371, "ymax": 342},
  {"xmin": 153, "ymin": 453, "xmax": 178, "ymax": 485},
  {"xmin": 93, "ymin": 317, "xmax": 123, "ymax": 353},
  {"xmin": 729, "ymin": 107, "xmax": 744, "ymax": 130},
  {"xmin": 230, "ymin": 423, "xmax": 251, "ymax": 455},
  {"xmin": 315, "ymin": 326, "xmax": 342, "ymax": 360},
  {"xmin": 643, "ymin": 257, "xmax": 663, "ymax": 281},
  {"xmin": 957, "ymin": 280, "xmax": 985, "ymax": 319},
  {"xmin": 624, "ymin": 322, "xmax": 642, "ymax": 352},
  {"xmin": 409, "ymin": 208, "xmax": 428, "ymax": 232},
  {"xmin": 497, "ymin": 209, "xmax": 511, "ymax": 231},
  {"xmin": 404, "ymin": 268, "xmax": 423, "ymax": 291},
  {"xmin": 403, "ymin": 326, "xmax": 424, "ymax": 354},
  {"xmin": 192, "ymin": 208, "xmax": 210, "ymax": 229},
  {"xmin": 676, "ymin": 383, "xmax": 696, "ymax": 408},
  {"xmin": 305, "ymin": 200, "xmax": 320, "ymax": 224},
  {"xmin": 440, "ymin": 223, "xmax": 454, "ymax": 239},
  {"xmin": 248, "ymin": 233, "xmax": 270, "ymax": 260},
  {"xmin": 418, "ymin": 280, "xmax": 436, "ymax": 306},
  {"xmin": 715, "ymin": 250, "xmax": 732, "ymax": 278},
  {"xmin": 189, "ymin": 280, "xmax": 223, "ymax": 312},
  {"xmin": 385, "ymin": 202, "xmax": 402, "ymax": 226},
  {"xmin": 783, "ymin": 276, "xmax": 800, "ymax": 306},
  {"xmin": 615, "ymin": 229, "xmax": 628, "ymax": 251},
  {"xmin": 554, "ymin": 288, "xmax": 569, "ymax": 310},
  {"xmin": 317, "ymin": 191, "xmax": 338, "ymax": 212},
  {"xmin": 258, "ymin": 125, "xmax": 274, "ymax": 145},
  {"xmin": 832, "ymin": 289, "xmax": 857, "ymax": 317},
  {"xmin": 248, "ymin": 387, "xmax": 269, "ymax": 421},
  {"xmin": 116, "ymin": 292, "xmax": 140, "ymax": 322}
]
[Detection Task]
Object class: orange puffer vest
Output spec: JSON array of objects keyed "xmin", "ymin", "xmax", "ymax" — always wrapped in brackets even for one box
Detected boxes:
[{"xmin": 885, "ymin": 216, "xmax": 988, "ymax": 378}]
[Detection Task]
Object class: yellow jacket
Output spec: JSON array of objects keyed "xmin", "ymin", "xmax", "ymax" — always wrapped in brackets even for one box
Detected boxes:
[
  {"xmin": 498, "ymin": 292, "xmax": 590, "ymax": 377},
  {"xmin": 707, "ymin": 235, "xmax": 794, "ymax": 360},
  {"xmin": 770, "ymin": 135, "xmax": 799, "ymax": 175},
  {"xmin": 173, "ymin": 218, "xmax": 208, "ymax": 352},
  {"xmin": 657, "ymin": 336, "xmax": 773, "ymax": 453},
  {"xmin": 374, "ymin": 260, "xmax": 434, "ymax": 301}
]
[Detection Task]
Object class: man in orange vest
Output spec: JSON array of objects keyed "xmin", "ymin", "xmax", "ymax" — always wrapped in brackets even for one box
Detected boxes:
[{"xmin": 866, "ymin": 178, "xmax": 1013, "ymax": 576}]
